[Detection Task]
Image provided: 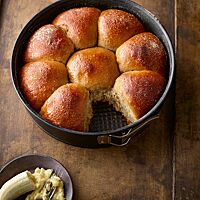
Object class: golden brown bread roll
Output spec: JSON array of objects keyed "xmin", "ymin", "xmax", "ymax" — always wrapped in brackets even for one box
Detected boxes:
[
  {"xmin": 116, "ymin": 32, "xmax": 167, "ymax": 77},
  {"xmin": 112, "ymin": 70, "xmax": 166, "ymax": 122},
  {"xmin": 98, "ymin": 9, "xmax": 144, "ymax": 51},
  {"xmin": 19, "ymin": 60, "xmax": 68, "ymax": 111},
  {"xmin": 53, "ymin": 7, "xmax": 101, "ymax": 49},
  {"xmin": 67, "ymin": 47, "xmax": 120, "ymax": 101},
  {"xmin": 20, "ymin": 8, "xmax": 168, "ymax": 132},
  {"xmin": 24, "ymin": 24, "xmax": 74, "ymax": 64},
  {"xmin": 40, "ymin": 83, "xmax": 92, "ymax": 132}
]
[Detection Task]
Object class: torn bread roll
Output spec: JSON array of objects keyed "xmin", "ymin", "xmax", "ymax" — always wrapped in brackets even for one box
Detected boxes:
[
  {"xmin": 112, "ymin": 70, "xmax": 166, "ymax": 122},
  {"xmin": 67, "ymin": 47, "xmax": 120, "ymax": 101},
  {"xmin": 40, "ymin": 83, "xmax": 93, "ymax": 132}
]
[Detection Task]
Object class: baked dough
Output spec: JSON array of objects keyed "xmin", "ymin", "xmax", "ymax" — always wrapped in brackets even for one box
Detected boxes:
[
  {"xmin": 98, "ymin": 9, "xmax": 144, "ymax": 51},
  {"xmin": 40, "ymin": 84, "xmax": 92, "ymax": 131},
  {"xmin": 53, "ymin": 7, "xmax": 101, "ymax": 49},
  {"xmin": 24, "ymin": 24, "xmax": 74, "ymax": 64},
  {"xmin": 20, "ymin": 7, "xmax": 167, "ymax": 131},
  {"xmin": 116, "ymin": 32, "xmax": 167, "ymax": 76},
  {"xmin": 19, "ymin": 60, "xmax": 68, "ymax": 111}
]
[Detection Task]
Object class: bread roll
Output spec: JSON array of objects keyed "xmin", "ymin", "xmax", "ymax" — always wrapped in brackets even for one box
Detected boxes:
[
  {"xmin": 112, "ymin": 70, "xmax": 166, "ymax": 122},
  {"xmin": 98, "ymin": 9, "xmax": 144, "ymax": 51},
  {"xmin": 20, "ymin": 8, "xmax": 168, "ymax": 131},
  {"xmin": 53, "ymin": 7, "xmax": 101, "ymax": 49},
  {"xmin": 67, "ymin": 47, "xmax": 120, "ymax": 100},
  {"xmin": 40, "ymin": 83, "xmax": 92, "ymax": 132},
  {"xmin": 24, "ymin": 24, "xmax": 74, "ymax": 64},
  {"xmin": 20, "ymin": 61, "xmax": 68, "ymax": 111},
  {"xmin": 116, "ymin": 32, "xmax": 167, "ymax": 77}
]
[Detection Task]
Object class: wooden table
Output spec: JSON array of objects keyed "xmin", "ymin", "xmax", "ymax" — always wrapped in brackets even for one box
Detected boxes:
[{"xmin": 0, "ymin": 0, "xmax": 199, "ymax": 199}]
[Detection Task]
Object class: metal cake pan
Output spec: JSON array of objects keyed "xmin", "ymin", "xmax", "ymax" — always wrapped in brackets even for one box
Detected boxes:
[{"xmin": 11, "ymin": 0, "xmax": 175, "ymax": 148}]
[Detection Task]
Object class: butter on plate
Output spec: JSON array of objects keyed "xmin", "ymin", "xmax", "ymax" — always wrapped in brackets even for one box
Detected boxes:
[{"xmin": 26, "ymin": 168, "xmax": 65, "ymax": 200}]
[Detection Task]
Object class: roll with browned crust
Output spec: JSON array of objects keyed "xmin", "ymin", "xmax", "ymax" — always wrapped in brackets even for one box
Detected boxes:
[
  {"xmin": 24, "ymin": 24, "xmax": 74, "ymax": 64},
  {"xmin": 40, "ymin": 83, "xmax": 93, "ymax": 132},
  {"xmin": 67, "ymin": 47, "xmax": 120, "ymax": 101},
  {"xmin": 112, "ymin": 70, "xmax": 166, "ymax": 122},
  {"xmin": 19, "ymin": 60, "xmax": 68, "ymax": 111},
  {"xmin": 98, "ymin": 9, "xmax": 144, "ymax": 51},
  {"xmin": 20, "ymin": 7, "xmax": 168, "ymax": 132},
  {"xmin": 116, "ymin": 32, "xmax": 167, "ymax": 77},
  {"xmin": 53, "ymin": 7, "xmax": 101, "ymax": 49}
]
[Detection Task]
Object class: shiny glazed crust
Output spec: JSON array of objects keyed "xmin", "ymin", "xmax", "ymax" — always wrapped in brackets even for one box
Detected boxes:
[
  {"xmin": 19, "ymin": 61, "xmax": 68, "ymax": 111},
  {"xmin": 98, "ymin": 9, "xmax": 144, "ymax": 51},
  {"xmin": 53, "ymin": 7, "xmax": 101, "ymax": 49},
  {"xmin": 66, "ymin": 47, "xmax": 120, "ymax": 91},
  {"xmin": 116, "ymin": 32, "xmax": 167, "ymax": 76},
  {"xmin": 24, "ymin": 24, "xmax": 74, "ymax": 64},
  {"xmin": 20, "ymin": 7, "xmax": 168, "ymax": 131},
  {"xmin": 40, "ymin": 84, "xmax": 92, "ymax": 132},
  {"xmin": 113, "ymin": 70, "xmax": 166, "ymax": 120}
]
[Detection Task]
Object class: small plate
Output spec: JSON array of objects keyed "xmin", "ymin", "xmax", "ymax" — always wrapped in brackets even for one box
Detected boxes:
[{"xmin": 0, "ymin": 154, "xmax": 73, "ymax": 200}]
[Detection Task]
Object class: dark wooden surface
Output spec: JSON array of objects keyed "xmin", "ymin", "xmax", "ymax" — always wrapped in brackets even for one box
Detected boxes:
[
  {"xmin": 0, "ymin": 0, "xmax": 199, "ymax": 199},
  {"xmin": 175, "ymin": 0, "xmax": 200, "ymax": 199}
]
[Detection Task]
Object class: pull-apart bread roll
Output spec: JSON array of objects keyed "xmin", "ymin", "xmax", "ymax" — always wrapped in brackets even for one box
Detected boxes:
[
  {"xmin": 40, "ymin": 84, "xmax": 92, "ymax": 132},
  {"xmin": 67, "ymin": 47, "xmax": 120, "ymax": 101},
  {"xmin": 20, "ymin": 61, "xmax": 68, "ymax": 111},
  {"xmin": 53, "ymin": 7, "xmax": 101, "ymax": 49},
  {"xmin": 24, "ymin": 24, "xmax": 74, "ymax": 64},
  {"xmin": 19, "ymin": 7, "xmax": 168, "ymax": 132},
  {"xmin": 112, "ymin": 70, "xmax": 166, "ymax": 122},
  {"xmin": 116, "ymin": 32, "xmax": 167, "ymax": 77},
  {"xmin": 98, "ymin": 9, "xmax": 144, "ymax": 51}
]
